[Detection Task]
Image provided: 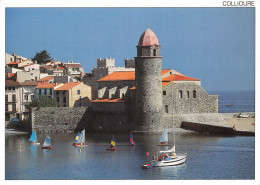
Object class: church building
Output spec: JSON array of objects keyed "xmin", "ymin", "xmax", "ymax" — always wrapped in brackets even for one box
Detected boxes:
[{"xmin": 91, "ymin": 28, "xmax": 218, "ymax": 132}]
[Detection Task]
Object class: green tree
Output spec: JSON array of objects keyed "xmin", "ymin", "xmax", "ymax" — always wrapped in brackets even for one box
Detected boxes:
[
  {"xmin": 32, "ymin": 50, "xmax": 53, "ymax": 64},
  {"xmin": 29, "ymin": 96, "xmax": 58, "ymax": 107}
]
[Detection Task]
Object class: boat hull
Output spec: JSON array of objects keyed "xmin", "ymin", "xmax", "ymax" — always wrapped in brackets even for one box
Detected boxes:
[
  {"xmin": 42, "ymin": 146, "xmax": 53, "ymax": 149},
  {"xmin": 73, "ymin": 143, "xmax": 84, "ymax": 146},
  {"xmin": 151, "ymin": 155, "xmax": 187, "ymax": 167},
  {"xmin": 107, "ymin": 147, "xmax": 117, "ymax": 151}
]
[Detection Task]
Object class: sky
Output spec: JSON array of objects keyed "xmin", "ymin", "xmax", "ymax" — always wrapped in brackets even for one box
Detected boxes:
[{"xmin": 5, "ymin": 8, "xmax": 255, "ymax": 91}]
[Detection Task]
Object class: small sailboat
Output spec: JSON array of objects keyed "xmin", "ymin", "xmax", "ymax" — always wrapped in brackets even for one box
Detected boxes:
[
  {"xmin": 73, "ymin": 129, "xmax": 85, "ymax": 147},
  {"xmin": 130, "ymin": 132, "xmax": 135, "ymax": 146},
  {"xmin": 29, "ymin": 130, "xmax": 40, "ymax": 145},
  {"xmin": 107, "ymin": 135, "xmax": 117, "ymax": 151},
  {"xmin": 157, "ymin": 128, "xmax": 171, "ymax": 146},
  {"xmin": 42, "ymin": 135, "xmax": 53, "ymax": 149}
]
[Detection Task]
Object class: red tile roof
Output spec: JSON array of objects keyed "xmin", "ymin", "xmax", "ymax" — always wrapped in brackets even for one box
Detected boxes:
[
  {"xmin": 98, "ymin": 71, "xmax": 135, "ymax": 81},
  {"xmin": 20, "ymin": 81, "xmax": 39, "ymax": 86},
  {"xmin": 64, "ymin": 64, "xmax": 82, "ymax": 68},
  {"xmin": 54, "ymin": 82, "xmax": 82, "ymax": 91},
  {"xmin": 5, "ymin": 73, "xmax": 16, "ymax": 79},
  {"xmin": 7, "ymin": 62, "xmax": 20, "ymax": 65},
  {"xmin": 161, "ymin": 69, "xmax": 172, "ymax": 75},
  {"xmin": 38, "ymin": 76, "xmax": 54, "ymax": 82},
  {"xmin": 57, "ymin": 65, "xmax": 65, "ymax": 70},
  {"xmin": 91, "ymin": 98, "xmax": 125, "ymax": 103},
  {"xmin": 162, "ymin": 74, "xmax": 200, "ymax": 81},
  {"xmin": 41, "ymin": 65, "xmax": 54, "ymax": 69},
  {"xmin": 5, "ymin": 80, "xmax": 21, "ymax": 86},
  {"xmin": 37, "ymin": 82, "xmax": 61, "ymax": 89}
]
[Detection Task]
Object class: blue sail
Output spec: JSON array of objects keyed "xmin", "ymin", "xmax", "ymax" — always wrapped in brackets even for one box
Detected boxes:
[
  {"xmin": 43, "ymin": 135, "xmax": 51, "ymax": 147},
  {"xmin": 29, "ymin": 130, "xmax": 37, "ymax": 142}
]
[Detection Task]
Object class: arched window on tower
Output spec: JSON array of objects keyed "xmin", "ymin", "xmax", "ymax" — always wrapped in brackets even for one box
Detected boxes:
[
  {"xmin": 193, "ymin": 90, "xmax": 197, "ymax": 98},
  {"xmin": 179, "ymin": 90, "xmax": 183, "ymax": 99},
  {"xmin": 153, "ymin": 49, "xmax": 156, "ymax": 56},
  {"xmin": 165, "ymin": 105, "xmax": 168, "ymax": 114},
  {"xmin": 187, "ymin": 91, "xmax": 190, "ymax": 98}
]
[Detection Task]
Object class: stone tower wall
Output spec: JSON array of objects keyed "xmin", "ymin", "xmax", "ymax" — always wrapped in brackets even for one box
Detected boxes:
[{"xmin": 135, "ymin": 57, "xmax": 162, "ymax": 131}]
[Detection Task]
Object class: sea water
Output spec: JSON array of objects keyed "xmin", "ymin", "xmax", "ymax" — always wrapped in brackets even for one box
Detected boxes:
[{"xmin": 5, "ymin": 90, "xmax": 255, "ymax": 180}]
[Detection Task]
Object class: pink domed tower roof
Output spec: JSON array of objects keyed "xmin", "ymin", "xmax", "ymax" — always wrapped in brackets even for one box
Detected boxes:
[{"xmin": 138, "ymin": 28, "xmax": 159, "ymax": 46}]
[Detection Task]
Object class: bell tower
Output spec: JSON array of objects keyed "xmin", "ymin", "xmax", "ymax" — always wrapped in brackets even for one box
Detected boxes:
[{"xmin": 135, "ymin": 28, "xmax": 163, "ymax": 131}]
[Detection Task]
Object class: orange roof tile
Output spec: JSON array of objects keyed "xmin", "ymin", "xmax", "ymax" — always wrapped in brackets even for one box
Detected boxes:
[
  {"xmin": 5, "ymin": 80, "xmax": 21, "ymax": 86},
  {"xmin": 64, "ymin": 63, "xmax": 82, "ymax": 68},
  {"xmin": 162, "ymin": 81, "xmax": 174, "ymax": 86},
  {"xmin": 20, "ymin": 81, "xmax": 39, "ymax": 86},
  {"xmin": 38, "ymin": 76, "xmax": 54, "ymax": 82},
  {"xmin": 7, "ymin": 62, "xmax": 20, "ymax": 65},
  {"xmin": 98, "ymin": 71, "xmax": 135, "ymax": 81},
  {"xmin": 37, "ymin": 82, "xmax": 61, "ymax": 89},
  {"xmin": 162, "ymin": 74, "xmax": 200, "ymax": 81},
  {"xmin": 5, "ymin": 73, "xmax": 16, "ymax": 78},
  {"xmin": 91, "ymin": 98, "xmax": 125, "ymax": 103},
  {"xmin": 161, "ymin": 69, "xmax": 172, "ymax": 75},
  {"xmin": 55, "ymin": 82, "xmax": 82, "ymax": 91}
]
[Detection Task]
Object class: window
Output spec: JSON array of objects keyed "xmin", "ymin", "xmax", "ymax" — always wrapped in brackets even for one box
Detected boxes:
[
  {"xmin": 193, "ymin": 90, "xmax": 197, "ymax": 98},
  {"xmin": 50, "ymin": 89, "xmax": 52, "ymax": 96},
  {"xmin": 39, "ymin": 89, "xmax": 42, "ymax": 94},
  {"xmin": 5, "ymin": 95, "xmax": 8, "ymax": 102},
  {"xmin": 24, "ymin": 95, "xmax": 28, "ymax": 101},
  {"xmin": 56, "ymin": 97, "xmax": 59, "ymax": 103},
  {"xmin": 12, "ymin": 87, "xmax": 15, "ymax": 90},
  {"xmin": 63, "ymin": 97, "xmax": 66, "ymax": 103},
  {"xmin": 170, "ymin": 72, "xmax": 172, "ymax": 75},
  {"xmin": 62, "ymin": 91, "xmax": 66, "ymax": 95},
  {"xmin": 44, "ymin": 89, "xmax": 47, "ymax": 95},
  {"xmin": 77, "ymin": 90, "xmax": 80, "ymax": 95},
  {"xmin": 56, "ymin": 91, "xmax": 59, "ymax": 95},
  {"xmin": 153, "ymin": 49, "xmax": 156, "ymax": 56},
  {"xmin": 79, "ymin": 96, "xmax": 81, "ymax": 101},
  {"xmin": 122, "ymin": 93, "xmax": 125, "ymax": 98},
  {"xmin": 165, "ymin": 105, "xmax": 168, "ymax": 114},
  {"xmin": 31, "ymin": 95, "xmax": 34, "ymax": 100},
  {"xmin": 12, "ymin": 95, "xmax": 16, "ymax": 102},
  {"xmin": 5, "ymin": 87, "xmax": 7, "ymax": 90},
  {"xmin": 12, "ymin": 104, "xmax": 16, "ymax": 111},
  {"xmin": 187, "ymin": 91, "xmax": 190, "ymax": 98},
  {"xmin": 8, "ymin": 87, "xmax": 11, "ymax": 90},
  {"xmin": 163, "ymin": 91, "xmax": 166, "ymax": 95},
  {"xmin": 179, "ymin": 90, "xmax": 183, "ymax": 99},
  {"xmin": 5, "ymin": 104, "xmax": 8, "ymax": 111}
]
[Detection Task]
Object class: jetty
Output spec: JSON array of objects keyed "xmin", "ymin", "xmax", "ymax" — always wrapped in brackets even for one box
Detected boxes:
[{"xmin": 179, "ymin": 113, "xmax": 255, "ymax": 136}]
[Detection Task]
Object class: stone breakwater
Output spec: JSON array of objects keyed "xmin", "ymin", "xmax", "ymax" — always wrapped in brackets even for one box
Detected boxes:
[
  {"xmin": 29, "ymin": 107, "xmax": 255, "ymax": 135},
  {"xmin": 179, "ymin": 112, "xmax": 255, "ymax": 135}
]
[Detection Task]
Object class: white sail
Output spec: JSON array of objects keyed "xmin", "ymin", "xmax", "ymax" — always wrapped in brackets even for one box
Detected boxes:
[
  {"xmin": 43, "ymin": 135, "xmax": 51, "ymax": 147},
  {"xmin": 160, "ymin": 128, "xmax": 168, "ymax": 143},
  {"xmin": 159, "ymin": 146, "xmax": 175, "ymax": 154}
]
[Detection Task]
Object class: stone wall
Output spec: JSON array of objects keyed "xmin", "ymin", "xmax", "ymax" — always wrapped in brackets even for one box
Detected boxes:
[
  {"xmin": 162, "ymin": 82, "xmax": 218, "ymax": 114},
  {"xmin": 31, "ymin": 107, "xmax": 88, "ymax": 133}
]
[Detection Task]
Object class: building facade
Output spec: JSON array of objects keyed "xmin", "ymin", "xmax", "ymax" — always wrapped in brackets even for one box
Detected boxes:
[
  {"xmin": 5, "ymin": 80, "xmax": 22, "ymax": 121},
  {"xmin": 54, "ymin": 82, "xmax": 91, "ymax": 107}
]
